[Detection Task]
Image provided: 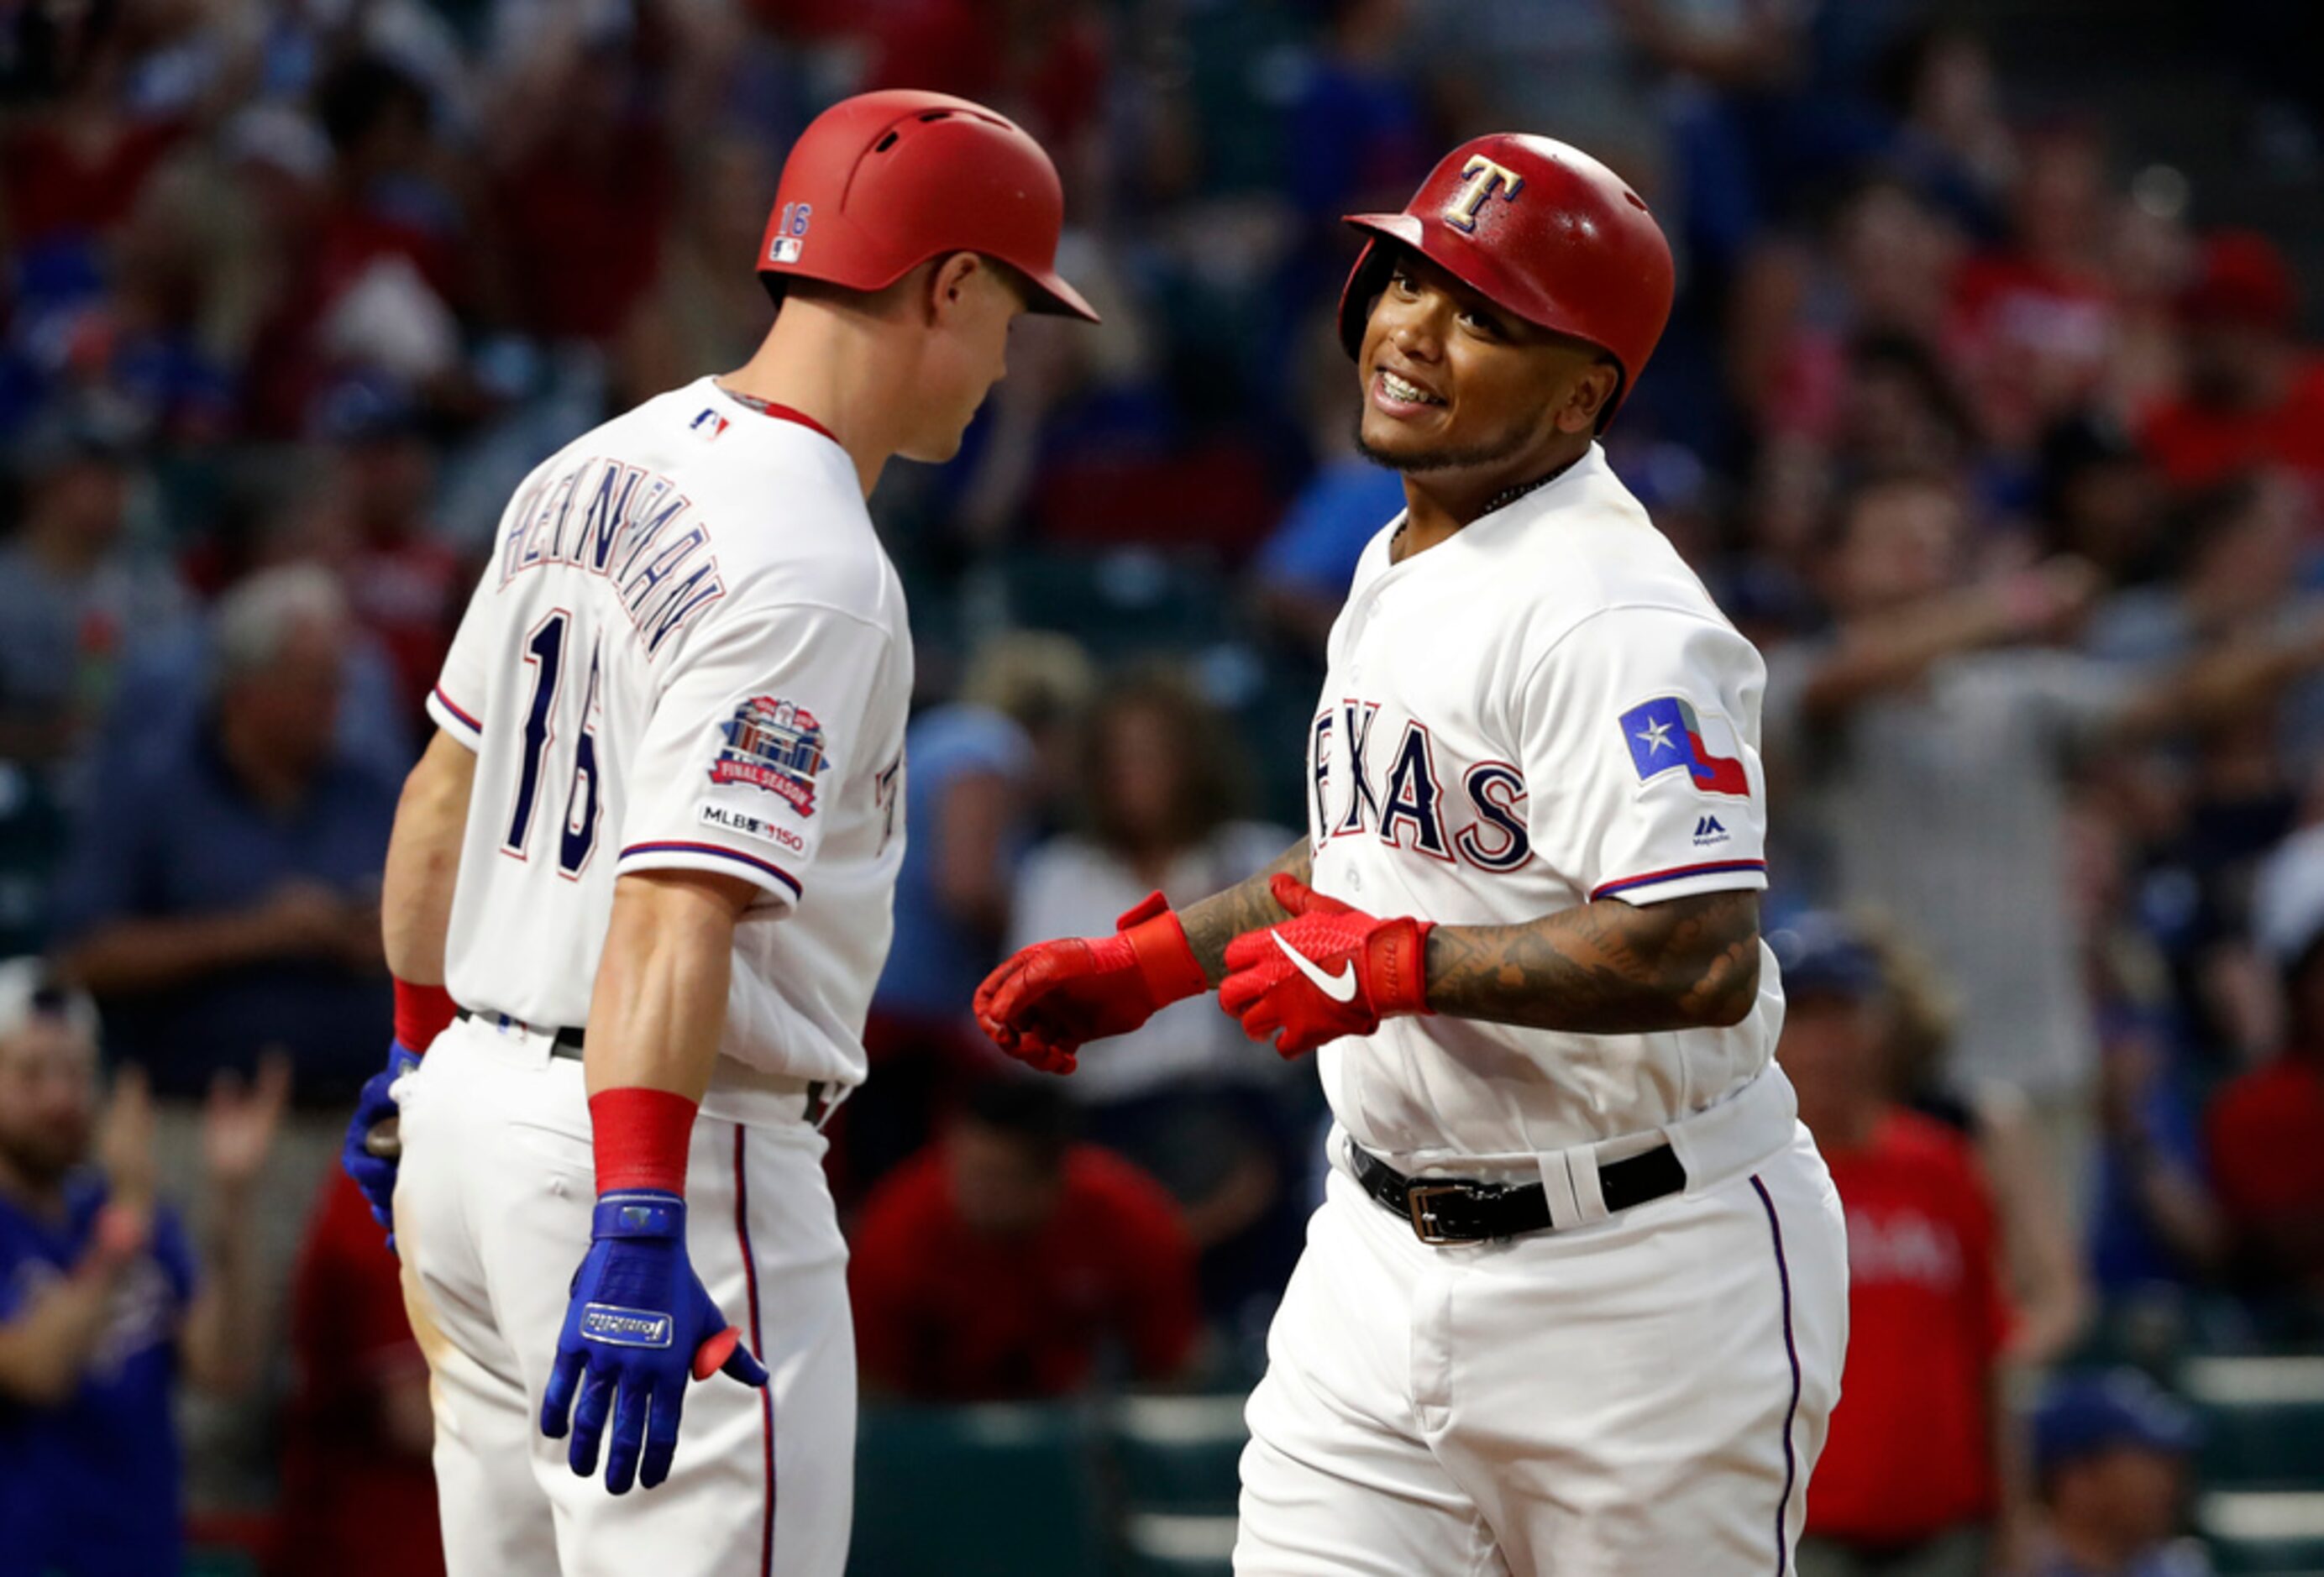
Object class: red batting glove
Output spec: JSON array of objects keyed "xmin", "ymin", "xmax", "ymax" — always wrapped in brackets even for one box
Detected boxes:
[
  {"xmin": 1218, "ymin": 874, "xmax": 1433, "ymax": 1059},
  {"xmin": 973, "ymin": 892, "xmax": 1209, "ymax": 1074}
]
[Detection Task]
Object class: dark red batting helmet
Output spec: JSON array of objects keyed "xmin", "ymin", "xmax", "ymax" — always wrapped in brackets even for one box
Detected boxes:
[
  {"xmin": 757, "ymin": 89, "xmax": 1099, "ymax": 323},
  {"xmin": 1338, "ymin": 134, "xmax": 1674, "ymax": 426}
]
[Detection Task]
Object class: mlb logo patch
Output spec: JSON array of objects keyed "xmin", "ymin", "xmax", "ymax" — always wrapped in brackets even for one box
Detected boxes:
[
  {"xmin": 711, "ymin": 695, "xmax": 826, "ymax": 815},
  {"xmin": 769, "ymin": 236, "xmax": 803, "ymax": 264},
  {"xmin": 690, "ymin": 409, "xmax": 729, "ymax": 442},
  {"xmin": 1618, "ymin": 696, "xmax": 1750, "ymax": 797}
]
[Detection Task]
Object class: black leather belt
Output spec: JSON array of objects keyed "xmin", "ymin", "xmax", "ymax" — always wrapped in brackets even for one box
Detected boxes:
[
  {"xmin": 454, "ymin": 1008, "xmax": 839, "ymax": 1129},
  {"xmin": 459, "ymin": 1007, "xmax": 585, "ymax": 1058},
  {"xmin": 1351, "ymin": 1142, "xmax": 1687, "ymax": 1245}
]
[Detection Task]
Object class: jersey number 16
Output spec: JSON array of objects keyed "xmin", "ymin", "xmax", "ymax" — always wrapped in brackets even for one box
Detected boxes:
[{"xmin": 503, "ymin": 609, "xmax": 603, "ymax": 878}]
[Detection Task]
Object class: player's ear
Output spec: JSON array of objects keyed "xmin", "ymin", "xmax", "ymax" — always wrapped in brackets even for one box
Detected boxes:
[
  {"xmin": 926, "ymin": 252, "xmax": 984, "ymax": 327},
  {"xmin": 1550, "ymin": 357, "xmax": 1619, "ymax": 436}
]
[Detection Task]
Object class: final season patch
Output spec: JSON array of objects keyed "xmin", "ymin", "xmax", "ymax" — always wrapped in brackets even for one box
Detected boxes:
[
  {"xmin": 711, "ymin": 695, "xmax": 826, "ymax": 815},
  {"xmin": 1619, "ymin": 696, "xmax": 1750, "ymax": 796}
]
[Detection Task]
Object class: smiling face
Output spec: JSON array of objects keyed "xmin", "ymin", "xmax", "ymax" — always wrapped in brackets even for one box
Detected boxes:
[{"xmin": 1354, "ymin": 248, "xmax": 1618, "ymax": 490}]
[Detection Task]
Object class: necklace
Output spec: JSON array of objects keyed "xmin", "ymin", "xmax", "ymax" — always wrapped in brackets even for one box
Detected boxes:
[
  {"xmin": 1391, "ymin": 464, "xmax": 1569, "ymax": 556},
  {"xmin": 1477, "ymin": 465, "xmax": 1566, "ymax": 517}
]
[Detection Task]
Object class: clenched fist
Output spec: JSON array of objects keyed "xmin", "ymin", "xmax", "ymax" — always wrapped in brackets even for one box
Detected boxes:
[
  {"xmin": 973, "ymin": 891, "xmax": 1209, "ymax": 1073},
  {"xmin": 1219, "ymin": 874, "xmax": 1433, "ymax": 1058}
]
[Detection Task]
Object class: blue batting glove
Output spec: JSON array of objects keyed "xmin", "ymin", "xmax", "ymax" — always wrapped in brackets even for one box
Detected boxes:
[
  {"xmin": 539, "ymin": 1190, "xmax": 769, "ymax": 1494},
  {"xmin": 342, "ymin": 1040, "xmax": 422, "ymax": 1253}
]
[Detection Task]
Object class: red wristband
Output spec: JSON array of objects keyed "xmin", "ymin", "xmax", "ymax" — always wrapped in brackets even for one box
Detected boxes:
[
  {"xmin": 1371, "ymin": 918, "xmax": 1435, "ymax": 1019},
  {"xmin": 393, "ymin": 978, "xmax": 458, "ymax": 1051},
  {"xmin": 590, "ymin": 1087, "xmax": 700, "ymax": 1196},
  {"xmin": 1115, "ymin": 891, "xmax": 1209, "ymax": 1004}
]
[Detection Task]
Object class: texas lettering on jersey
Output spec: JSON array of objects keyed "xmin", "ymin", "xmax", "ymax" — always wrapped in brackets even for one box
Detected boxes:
[
  {"xmin": 498, "ymin": 455, "xmax": 726, "ymax": 655},
  {"xmin": 1309, "ymin": 700, "xmax": 1533, "ymax": 874}
]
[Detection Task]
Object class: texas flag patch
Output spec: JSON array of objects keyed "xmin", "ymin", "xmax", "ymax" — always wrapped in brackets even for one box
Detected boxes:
[{"xmin": 1618, "ymin": 696, "xmax": 1750, "ymax": 797}]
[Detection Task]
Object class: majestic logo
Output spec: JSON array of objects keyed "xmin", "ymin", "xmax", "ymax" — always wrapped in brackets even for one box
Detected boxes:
[
  {"xmin": 1442, "ymin": 155, "xmax": 1524, "ymax": 233},
  {"xmin": 1619, "ymin": 697, "xmax": 1750, "ymax": 797},
  {"xmin": 711, "ymin": 695, "xmax": 826, "ymax": 815},
  {"xmin": 580, "ymin": 1303, "xmax": 674, "ymax": 1349},
  {"xmin": 1693, "ymin": 815, "xmax": 1729, "ymax": 846},
  {"xmin": 1271, "ymin": 930, "xmax": 1357, "ymax": 1003}
]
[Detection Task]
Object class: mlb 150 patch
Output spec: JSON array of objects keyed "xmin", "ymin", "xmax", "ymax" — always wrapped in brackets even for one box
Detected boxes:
[
  {"xmin": 711, "ymin": 695, "xmax": 827, "ymax": 815},
  {"xmin": 1618, "ymin": 696, "xmax": 1750, "ymax": 797}
]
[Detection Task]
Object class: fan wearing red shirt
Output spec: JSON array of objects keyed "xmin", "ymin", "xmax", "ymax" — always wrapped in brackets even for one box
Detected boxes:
[
  {"xmin": 1949, "ymin": 124, "xmax": 2120, "ymax": 448},
  {"xmin": 2138, "ymin": 230, "xmax": 2324, "ymax": 500},
  {"xmin": 849, "ymin": 1079, "xmax": 1199, "ymax": 1401},
  {"xmin": 1775, "ymin": 916, "xmax": 2016, "ymax": 1577},
  {"xmin": 274, "ymin": 1167, "xmax": 444, "ymax": 1577},
  {"xmin": 2216, "ymin": 828, "xmax": 2324, "ymax": 1323}
]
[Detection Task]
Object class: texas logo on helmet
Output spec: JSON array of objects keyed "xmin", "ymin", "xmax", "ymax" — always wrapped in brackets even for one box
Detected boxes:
[{"xmin": 1618, "ymin": 696, "xmax": 1750, "ymax": 797}]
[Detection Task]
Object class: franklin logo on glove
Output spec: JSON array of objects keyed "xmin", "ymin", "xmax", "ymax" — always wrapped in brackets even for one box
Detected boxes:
[{"xmin": 580, "ymin": 1306, "xmax": 675, "ymax": 1348}]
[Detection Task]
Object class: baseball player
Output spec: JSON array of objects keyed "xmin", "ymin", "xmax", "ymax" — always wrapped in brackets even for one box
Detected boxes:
[
  {"xmin": 978, "ymin": 137, "xmax": 1849, "ymax": 1574},
  {"xmin": 339, "ymin": 91, "xmax": 1097, "ymax": 1577}
]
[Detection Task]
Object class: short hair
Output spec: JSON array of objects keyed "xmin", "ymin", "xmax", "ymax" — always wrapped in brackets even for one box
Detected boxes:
[
  {"xmin": 211, "ymin": 565, "xmax": 347, "ymax": 692},
  {"xmin": 1818, "ymin": 461, "xmax": 1964, "ymax": 558},
  {"xmin": 0, "ymin": 957, "xmax": 100, "ymax": 1048},
  {"xmin": 959, "ymin": 631, "xmax": 1098, "ymax": 734},
  {"xmin": 960, "ymin": 1078, "xmax": 1077, "ymax": 1169},
  {"xmin": 315, "ymin": 55, "xmax": 430, "ymax": 155}
]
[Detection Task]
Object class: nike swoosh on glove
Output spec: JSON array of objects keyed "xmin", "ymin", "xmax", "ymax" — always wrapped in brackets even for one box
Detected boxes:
[
  {"xmin": 1218, "ymin": 873, "xmax": 1433, "ymax": 1058},
  {"xmin": 341, "ymin": 1040, "xmax": 421, "ymax": 1254},
  {"xmin": 974, "ymin": 891, "xmax": 1209, "ymax": 1074},
  {"xmin": 539, "ymin": 1191, "xmax": 770, "ymax": 1494}
]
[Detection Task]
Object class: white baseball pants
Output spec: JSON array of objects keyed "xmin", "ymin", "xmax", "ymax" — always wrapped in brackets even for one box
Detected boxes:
[
  {"xmin": 393, "ymin": 1016, "xmax": 854, "ymax": 1577},
  {"xmin": 1236, "ymin": 1124, "xmax": 1848, "ymax": 1576}
]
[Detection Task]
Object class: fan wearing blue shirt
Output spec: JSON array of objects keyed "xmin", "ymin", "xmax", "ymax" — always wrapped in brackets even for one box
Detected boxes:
[{"xmin": 0, "ymin": 960, "xmax": 283, "ymax": 1577}]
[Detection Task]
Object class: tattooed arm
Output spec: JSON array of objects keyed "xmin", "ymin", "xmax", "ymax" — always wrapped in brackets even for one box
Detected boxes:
[
  {"xmin": 1179, "ymin": 839, "xmax": 1313, "ymax": 986},
  {"xmin": 1422, "ymin": 889, "xmax": 1762, "ymax": 1035}
]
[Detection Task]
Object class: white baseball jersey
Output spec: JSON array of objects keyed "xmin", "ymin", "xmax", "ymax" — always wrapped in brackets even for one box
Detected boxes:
[
  {"xmin": 427, "ymin": 376, "xmax": 911, "ymax": 1125},
  {"xmin": 1240, "ymin": 447, "xmax": 1842, "ymax": 1577},
  {"xmin": 1304, "ymin": 442, "xmax": 1785, "ymax": 1169}
]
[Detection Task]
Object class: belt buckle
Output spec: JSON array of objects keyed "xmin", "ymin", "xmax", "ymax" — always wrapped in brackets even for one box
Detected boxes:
[{"xmin": 1405, "ymin": 1182, "xmax": 1465, "ymax": 1245}]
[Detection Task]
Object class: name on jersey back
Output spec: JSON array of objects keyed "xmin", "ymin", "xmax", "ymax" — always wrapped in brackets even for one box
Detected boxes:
[{"xmin": 501, "ymin": 456, "xmax": 727, "ymax": 655}]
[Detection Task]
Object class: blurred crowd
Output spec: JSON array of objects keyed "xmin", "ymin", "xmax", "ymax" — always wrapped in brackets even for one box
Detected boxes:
[{"xmin": 1, "ymin": 0, "xmax": 2321, "ymax": 1571}]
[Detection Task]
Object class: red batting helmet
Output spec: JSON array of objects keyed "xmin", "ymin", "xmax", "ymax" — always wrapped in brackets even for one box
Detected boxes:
[
  {"xmin": 1338, "ymin": 135, "xmax": 1674, "ymax": 426},
  {"xmin": 757, "ymin": 90, "xmax": 1099, "ymax": 322}
]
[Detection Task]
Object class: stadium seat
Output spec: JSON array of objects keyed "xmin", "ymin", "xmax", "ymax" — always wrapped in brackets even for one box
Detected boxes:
[
  {"xmin": 850, "ymin": 1401, "xmax": 1110, "ymax": 1577},
  {"xmin": 2198, "ymin": 1490, "xmax": 2324, "ymax": 1573},
  {"xmin": 2184, "ymin": 1357, "xmax": 2324, "ymax": 1487},
  {"xmin": 1110, "ymin": 1393, "xmax": 1251, "ymax": 1516},
  {"xmin": 1121, "ymin": 1511, "xmax": 1239, "ymax": 1577}
]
